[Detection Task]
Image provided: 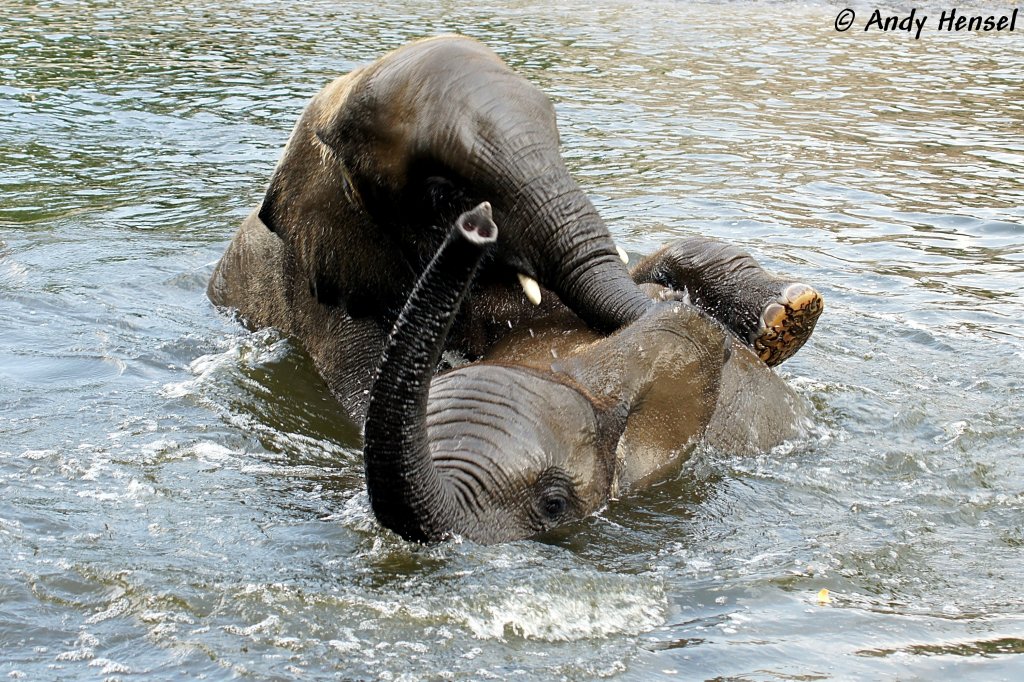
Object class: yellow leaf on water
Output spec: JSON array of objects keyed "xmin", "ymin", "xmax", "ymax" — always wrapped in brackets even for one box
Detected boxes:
[{"xmin": 817, "ymin": 588, "xmax": 831, "ymax": 605}]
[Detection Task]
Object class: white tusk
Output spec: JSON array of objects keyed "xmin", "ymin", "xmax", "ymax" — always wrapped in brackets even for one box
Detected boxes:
[
  {"xmin": 517, "ymin": 273, "xmax": 542, "ymax": 305},
  {"xmin": 616, "ymin": 245, "xmax": 629, "ymax": 265}
]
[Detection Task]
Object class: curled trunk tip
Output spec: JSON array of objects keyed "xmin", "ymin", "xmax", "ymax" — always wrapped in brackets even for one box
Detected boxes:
[{"xmin": 455, "ymin": 202, "xmax": 497, "ymax": 245}]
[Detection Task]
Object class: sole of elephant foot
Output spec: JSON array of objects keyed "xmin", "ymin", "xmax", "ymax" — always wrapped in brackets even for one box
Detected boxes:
[{"xmin": 751, "ymin": 283, "xmax": 823, "ymax": 367}]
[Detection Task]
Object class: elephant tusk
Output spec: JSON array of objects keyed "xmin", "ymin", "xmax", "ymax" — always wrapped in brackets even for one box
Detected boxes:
[
  {"xmin": 616, "ymin": 245, "xmax": 629, "ymax": 265},
  {"xmin": 517, "ymin": 273, "xmax": 542, "ymax": 305}
]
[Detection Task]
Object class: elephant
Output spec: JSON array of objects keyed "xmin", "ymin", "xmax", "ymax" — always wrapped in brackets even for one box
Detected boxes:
[
  {"xmin": 208, "ymin": 35, "xmax": 654, "ymax": 424},
  {"xmin": 363, "ymin": 203, "xmax": 818, "ymax": 544},
  {"xmin": 207, "ymin": 35, "xmax": 822, "ymax": 425}
]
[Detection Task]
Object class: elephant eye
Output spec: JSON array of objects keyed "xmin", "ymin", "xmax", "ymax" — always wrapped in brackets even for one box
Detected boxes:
[
  {"xmin": 532, "ymin": 468, "xmax": 578, "ymax": 524},
  {"xmin": 542, "ymin": 494, "xmax": 568, "ymax": 519}
]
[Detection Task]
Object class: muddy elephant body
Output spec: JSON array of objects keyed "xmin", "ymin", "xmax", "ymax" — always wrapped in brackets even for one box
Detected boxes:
[
  {"xmin": 363, "ymin": 205, "xmax": 807, "ymax": 544},
  {"xmin": 209, "ymin": 36, "xmax": 651, "ymax": 422}
]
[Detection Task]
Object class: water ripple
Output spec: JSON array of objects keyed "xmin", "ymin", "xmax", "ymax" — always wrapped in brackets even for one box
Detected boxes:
[{"xmin": 2, "ymin": 1, "xmax": 1023, "ymax": 680}]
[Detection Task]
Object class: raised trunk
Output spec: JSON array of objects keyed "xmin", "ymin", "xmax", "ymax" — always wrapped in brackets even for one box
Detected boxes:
[{"xmin": 362, "ymin": 203, "xmax": 497, "ymax": 542}]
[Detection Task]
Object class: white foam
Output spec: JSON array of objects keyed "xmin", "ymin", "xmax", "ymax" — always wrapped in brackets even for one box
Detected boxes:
[
  {"xmin": 454, "ymin": 574, "xmax": 666, "ymax": 642},
  {"xmin": 76, "ymin": 490, "xmax": 120, "ymax": 502},
  {"xmin": 163, "ymin": 329, "xmax": 290, "ymax": 399},
  {"xmin": 223, "ymin": 615, "xmax": 280, "ymax": 637},
  {"xmin": 190, "ymin": 441, "xmax": 237, "ymax": 463},
  {"xmin": 19, "ymin": 449, "xmax": 57, "ymax": 461},
  {"xmin": 85, "ymin": 597, "xmax": 131, "ymax": 624},
  {"xmin": 87, "ymin": 658, "xmax": 132, "ymax": 674}
]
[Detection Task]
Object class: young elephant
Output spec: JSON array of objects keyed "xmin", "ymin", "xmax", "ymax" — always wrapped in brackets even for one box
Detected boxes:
[{"xmin": 363, "ymin": 204, "xmax": 810, "ymax": 544}]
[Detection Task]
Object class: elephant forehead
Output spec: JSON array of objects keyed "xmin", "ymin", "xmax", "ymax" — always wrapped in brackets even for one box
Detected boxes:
[{"xmin": 426, "ymin": 365, "xmax": 598, "ymax": 464}]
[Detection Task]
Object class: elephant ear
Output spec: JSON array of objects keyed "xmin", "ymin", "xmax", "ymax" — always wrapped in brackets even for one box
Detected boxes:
[
  {"xmin": 530, "ymin": 367, "xmax": 630, "ymax": 497},
  {"xmin": 252, "ymin": 113, "xmax": 413, "ymax": 316},
  {"xmin": 255, "ymin": 141, "xmax": 308, "ymax": 240},
  {"xmin": 257, "ymin": 62, "xmax": 376, "ymax": 241},
  {"xmin": 592, "ymin": 391, "xmax": 630, "ymax": 492},
  {"xmin": 257, "ymin": 178, "xmax": 282, "ymax": 235},
  {"xmin": 254, "ymin": 156, "xmax": 354, "ymax": 310},
  {"xmin": 256, "ymin": 127, "xmax": 355, "ymax": 241}
]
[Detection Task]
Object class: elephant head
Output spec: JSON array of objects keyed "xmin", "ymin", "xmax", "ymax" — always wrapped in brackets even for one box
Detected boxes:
[
  {"xmin": 360, "ymin": 202, "xmax": 798, "ymax": 544},
  {"xmin": 257, "ymin": 35, "xmax": 650, "ymax": 330}
]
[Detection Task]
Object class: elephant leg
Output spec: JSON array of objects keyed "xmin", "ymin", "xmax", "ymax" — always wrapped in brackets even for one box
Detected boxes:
[{"xmin": 630, "ymin": 237, "xmax": 823, "ymax": 366}]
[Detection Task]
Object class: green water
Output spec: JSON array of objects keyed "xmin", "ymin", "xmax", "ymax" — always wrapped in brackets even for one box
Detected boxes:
[{"xmin": 2, "ymin": 1, "xmax": 1022, "ymax": 679}]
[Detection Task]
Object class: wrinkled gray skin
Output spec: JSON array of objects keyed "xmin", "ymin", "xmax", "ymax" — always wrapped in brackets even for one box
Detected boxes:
[
  {"xmin": 364, "ymin": 204, "xmax": 806, "ymax": 544},
  {"xmin": 208, "ymin": 35, "xmax": 652, "ymax": 423}
]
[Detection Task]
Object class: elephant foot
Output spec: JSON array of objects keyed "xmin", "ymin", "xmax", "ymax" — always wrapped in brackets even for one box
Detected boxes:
[
  {"xmin": 751, "ymin": 283, "xmax": 823, "ymax": 367},
  {"xmin": 630, "ymin": 237, "xmax": 824, "ymax": 366}
]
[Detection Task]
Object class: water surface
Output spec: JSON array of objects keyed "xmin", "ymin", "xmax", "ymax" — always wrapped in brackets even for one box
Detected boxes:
[{"xmin": 2, "ymin": 1, "xmax": 1023, "ymax": 679}]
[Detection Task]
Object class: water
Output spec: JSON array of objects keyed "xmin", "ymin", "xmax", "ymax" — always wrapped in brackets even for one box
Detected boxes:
[{"xmin": 2, "ymin": 0, "xmax": 1022, "ymax": 679}]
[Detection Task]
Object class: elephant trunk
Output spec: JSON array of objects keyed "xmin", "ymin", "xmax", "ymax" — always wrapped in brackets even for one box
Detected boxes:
[
  {"xmin": 533, "ymin": 185, "xmax": 651, "ymax": 332},
  {"xmin": 363, "ymin": 202, "xmax": 497, "ymax": 542},
  {"xmin": 476, "ymin": 144, "xmax": 652, "ymax": 333}
]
